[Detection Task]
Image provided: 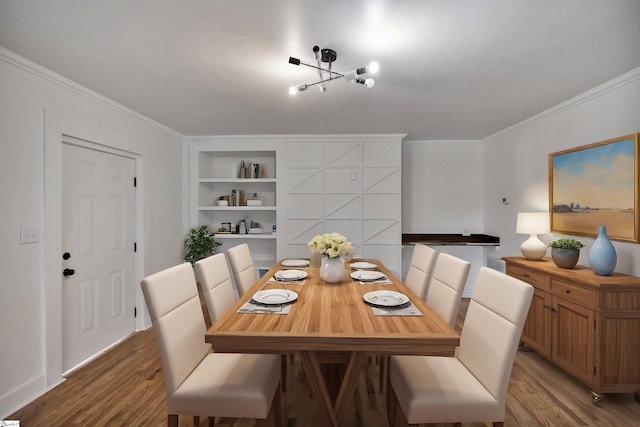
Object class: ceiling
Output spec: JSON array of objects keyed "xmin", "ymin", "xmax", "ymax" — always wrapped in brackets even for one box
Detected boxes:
[{"xmin": 1, "ymin": 0, "xmax": 639, "ymax": 140}]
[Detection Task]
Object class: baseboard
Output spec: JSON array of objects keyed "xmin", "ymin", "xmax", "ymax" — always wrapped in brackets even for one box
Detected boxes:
[{"xmin": 0, "ymin": 374, "xmax": 51, "ymax": 420}]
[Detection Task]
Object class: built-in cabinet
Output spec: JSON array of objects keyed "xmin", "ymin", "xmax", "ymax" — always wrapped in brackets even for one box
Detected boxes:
[
  {"xmin": 187, "ymin": 135, "xmax": 404, "ymax": 274},
  {"xmin": 283, "ymin": 136, "xmax": 404, "ymax": 276},
  {"xmin": 504, "ymin": 257, "xmax": 640, "ymax": 401}
]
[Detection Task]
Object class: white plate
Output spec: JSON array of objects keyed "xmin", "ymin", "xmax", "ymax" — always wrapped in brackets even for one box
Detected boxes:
[
  {"xmin": 363, "ymin": 290, "xmax": 409, "ymax": 307},
  {"xmin": 350, "ymin": 270, "xmax": 386, "ymax": 281},
  {"xmin": 281, "ymin": 259, "xmax": 310, "ymax": 267},
  {"xmin": 274, "ymin": 269, "xmax": 308, "ymax": 280},
  {"xmin": 350, "ymin": 261, "xmax": 377, "ymax": 270},
  {"xmin": 252, "ymin": 289, "xmax": 299, "ymax": 305}
]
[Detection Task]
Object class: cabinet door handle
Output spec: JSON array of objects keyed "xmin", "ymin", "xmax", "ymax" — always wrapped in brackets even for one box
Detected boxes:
[
  {"xmin": 551, "ymin": 307, "xmax": 557, "ymax": 313},
  {"xmin": 523, "ymin": 273, "xmax": 530, "ymax": 278},
  {"xmin": 566, "ymin": 289, "xmax": 571, "ymax": 293}
]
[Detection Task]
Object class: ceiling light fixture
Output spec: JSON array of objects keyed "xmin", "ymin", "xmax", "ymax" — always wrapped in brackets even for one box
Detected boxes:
[{"xmin": 288, "ymin": 45, "xmax": 379, "ymax": 94}]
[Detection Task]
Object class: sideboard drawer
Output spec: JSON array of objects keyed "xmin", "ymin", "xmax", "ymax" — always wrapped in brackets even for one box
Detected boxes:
[
  {"xmin": 551, "ymin": 278, "xmax": 596, "ymax": 308},
  {"xmin": 507, "ymin": 264, "xmax": 551, "ymax": 291}
]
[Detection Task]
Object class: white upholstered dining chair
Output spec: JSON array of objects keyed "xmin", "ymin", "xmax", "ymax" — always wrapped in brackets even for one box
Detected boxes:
[
  {"xmin": 194, "ymin": 253, "xmax": 237, "ymax": 324},
  {"xmin": 404, "ymin": 243, "xmax": 437, "ymax": 300},
  {"xmin": 387, "ymin": 267, "xmax": 533, "ymax": 426},
  {"xmin": 141, "ymin": 262, "xmax": 281, "ymax": 427},
  {"xmin": 425, "ymin": 252, "xmax": 470, "ymax": 327},
  {"xmin": 195, "ymin": 252, "xmax": 290, "ymax": 391},
  {"xmin": 227, "ymin": 243, "xmax": 257, "ymax": 297}
]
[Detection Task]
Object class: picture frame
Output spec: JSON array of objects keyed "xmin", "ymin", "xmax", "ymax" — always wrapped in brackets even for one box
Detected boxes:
[{"xmin": 549, "ymin": 133, "xmax": 639, "ymax": 243}]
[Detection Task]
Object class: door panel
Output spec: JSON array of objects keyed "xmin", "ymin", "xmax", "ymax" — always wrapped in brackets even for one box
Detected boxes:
[
  {"xmin": 62, "ymin": 143, "xmax": 135, "ymax": 373},
  {"xmin": 552, "ymin": 296, "xmax": 595, "ymax": 384}
]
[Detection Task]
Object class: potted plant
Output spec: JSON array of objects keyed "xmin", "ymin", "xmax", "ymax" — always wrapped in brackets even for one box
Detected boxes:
[
  {"xmin": 548, "ymin": 238, "xmax": 584, "ymax": 269},
  {"xmin": 184, "ymin": 225, "xmax": 222, "ymax": 265}
]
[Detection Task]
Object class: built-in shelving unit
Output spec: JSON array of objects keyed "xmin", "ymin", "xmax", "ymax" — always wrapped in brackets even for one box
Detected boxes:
[{"xmin": 189, "ymin": 140, "xmax": 283, "ymax": 270}]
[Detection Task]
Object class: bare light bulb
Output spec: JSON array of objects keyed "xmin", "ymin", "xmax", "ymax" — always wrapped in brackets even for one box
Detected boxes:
[
  {"xmin": 367, "ymin": 62, "xmax": 379, "ymax": 74},
  {"xmin": 364, "ymin": 78, "xmax": 375, "ymax": 88}
]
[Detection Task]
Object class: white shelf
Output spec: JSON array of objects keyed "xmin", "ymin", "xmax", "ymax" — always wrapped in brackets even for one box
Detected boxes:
[
  {"xmin": 199, "ymin": 206, "xmax": 276, "ymax": 211},
  {"xmin": 214, "ymin": 233, "xmax": 277, "ymax": 239},
  {"xmin": 199, "ymin": 178, "xmax": 277, "ymax": 183}
]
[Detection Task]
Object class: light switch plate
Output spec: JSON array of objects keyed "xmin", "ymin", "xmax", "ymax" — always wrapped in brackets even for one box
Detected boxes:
[{"xmin": 20, "ymin": 226, "xmax": 39, "ymax": 244}]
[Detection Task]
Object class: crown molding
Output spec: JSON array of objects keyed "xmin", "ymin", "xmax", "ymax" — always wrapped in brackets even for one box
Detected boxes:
[
  {"xmin": 484, "ymin": 66, "xmax": 640, "ymax": 142},
  {"xmin": 0, "ymin": 46, "xmax": 183, "ymax": 139}
]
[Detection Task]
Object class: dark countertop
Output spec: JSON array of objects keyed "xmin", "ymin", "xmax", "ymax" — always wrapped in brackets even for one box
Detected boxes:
[{"xmin": 402, "ymin": 233, "xmax": 500, "ymax": 246}]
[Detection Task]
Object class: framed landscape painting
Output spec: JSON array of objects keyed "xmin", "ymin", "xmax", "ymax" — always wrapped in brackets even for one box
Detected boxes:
[{"xmin": 549, "ymin": 133, "xmax": 639, "ymax": 243}]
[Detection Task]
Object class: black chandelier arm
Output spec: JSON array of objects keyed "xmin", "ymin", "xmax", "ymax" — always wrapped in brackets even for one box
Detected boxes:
[{"xmin": 289, "ymin": 57, "xmax": 344, "ymax": 78}]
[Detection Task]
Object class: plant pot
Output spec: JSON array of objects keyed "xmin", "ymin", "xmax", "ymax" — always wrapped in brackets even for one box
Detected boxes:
[{"xmin": 551, "ymin": 247, "xmax": 580, "ymax": 269}]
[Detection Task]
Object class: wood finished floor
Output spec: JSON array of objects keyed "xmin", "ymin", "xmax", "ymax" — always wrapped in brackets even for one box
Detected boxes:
[{"xmin": 9, "ymin": 299, "xmax": 640, "ymax": 426}]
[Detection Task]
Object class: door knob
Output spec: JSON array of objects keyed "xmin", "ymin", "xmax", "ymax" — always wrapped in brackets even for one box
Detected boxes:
[
  {"xmin": 63, "ymin": 268, "xmax": 75, "ymax": 277},
  {"xmin": 63, "ymin": 252, "xmax": 71, "ymax": 260}
]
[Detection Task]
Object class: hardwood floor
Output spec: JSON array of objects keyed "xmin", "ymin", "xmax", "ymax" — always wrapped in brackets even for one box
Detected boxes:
[{"xmin": 9, "ymin": 299, "xmax": 640, "ymax": 426}]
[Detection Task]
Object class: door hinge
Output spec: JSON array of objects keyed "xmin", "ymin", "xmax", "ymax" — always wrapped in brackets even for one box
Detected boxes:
[
  {"xmin": 134, "ymin": 307, "xmax": 137, "ymax": 317},
  {"xmin": 134, "ymin": 242, "xmax": 137, "ymax": 252},
  {"xmin": 134, "ymin": 177, "xmax": 137, "ymax": 187},
  {"xmin": 594, "ymin": 320, "xmax": 596, "ymax": 330},
  {"xmin": 594, "ymin": 366, "xmax": 596, "ymax": 375}
]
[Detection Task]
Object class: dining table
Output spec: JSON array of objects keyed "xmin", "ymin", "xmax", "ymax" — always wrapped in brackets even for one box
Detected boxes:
[{"xmin": 205, "ymin": 258, "xmax": 460, "ymax": 427}]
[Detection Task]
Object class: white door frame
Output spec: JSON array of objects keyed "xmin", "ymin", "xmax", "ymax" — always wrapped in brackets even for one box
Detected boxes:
[{"xmin": 43, "ymin": 108, "xmax": 144, "ymax": 388}]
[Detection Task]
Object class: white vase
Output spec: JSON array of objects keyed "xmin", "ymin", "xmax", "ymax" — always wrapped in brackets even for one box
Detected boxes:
[{"xmin": 320, "ymin": 257, "xmax": 344, "ymax": 283}]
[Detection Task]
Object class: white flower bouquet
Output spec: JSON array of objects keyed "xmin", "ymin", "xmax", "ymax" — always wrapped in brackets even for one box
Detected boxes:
[{"xmin": 308, "ymin": 232, "xmax": 355, "ymax": 259}]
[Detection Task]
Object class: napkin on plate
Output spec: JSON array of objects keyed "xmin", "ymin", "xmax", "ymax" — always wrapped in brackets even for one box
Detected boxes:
[
  {"xmin": 357, "ymin": 278, "xmax": 392, "ymax": 285},
  {"xmin": 370, "ymin": 303, "xmax": 422, "ymax": 316},
  {"xmin": 237, "ymin": 300, "xmax": 293, "ymax": 314}
]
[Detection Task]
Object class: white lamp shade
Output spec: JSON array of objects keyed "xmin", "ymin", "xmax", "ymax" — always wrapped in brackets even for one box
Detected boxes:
[{"xmin": 516, "ymin": 212, "xmax": 550, "ymax": 235}]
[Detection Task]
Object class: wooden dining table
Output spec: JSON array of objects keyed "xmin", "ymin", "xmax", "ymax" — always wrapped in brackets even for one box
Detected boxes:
[{"xmin": 205, "ymin": 258, "xmax": 460, "ymax": 427}]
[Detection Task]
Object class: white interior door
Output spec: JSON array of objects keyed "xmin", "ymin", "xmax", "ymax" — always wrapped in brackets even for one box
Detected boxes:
[{"xmin": 62, "ymin": 142, "xmax": 135, "ymax": 373}]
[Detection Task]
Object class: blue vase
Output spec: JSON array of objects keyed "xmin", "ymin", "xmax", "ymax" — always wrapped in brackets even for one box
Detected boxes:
[{"xmin": 589, "ymin": 226, "xmax": 617, "ymax": 276}]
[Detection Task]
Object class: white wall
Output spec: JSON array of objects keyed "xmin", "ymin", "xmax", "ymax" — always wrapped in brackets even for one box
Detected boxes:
[
  {"xmin": 401, "ymin": 140, "xmax": 485, "ymax": 295},
  {"xmin": 484, "ymin": 69, "xmax": 640, "ymax": 275},
  {"xmin": 0, "ymin": 49, "xmax": 184, "ymax": 417}
]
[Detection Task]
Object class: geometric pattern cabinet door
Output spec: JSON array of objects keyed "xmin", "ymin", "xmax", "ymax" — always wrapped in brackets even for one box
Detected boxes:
[{"xmin": 285, "ymin": 135, "xmax": 404, "ymax": 276}]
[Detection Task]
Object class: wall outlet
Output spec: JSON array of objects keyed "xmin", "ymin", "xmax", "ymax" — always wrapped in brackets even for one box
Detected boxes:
[{"xmin": 501, "ymin": 196, "xmax": 510, "ymax": 204}]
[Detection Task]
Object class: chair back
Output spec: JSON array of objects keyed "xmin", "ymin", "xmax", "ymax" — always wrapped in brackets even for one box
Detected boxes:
[
  {"xmin": 194, "ymin": 253, "xmax": 237, "ymax": 323},
  {"xmin": 425, "ymin": 253, "xmax": 470, "ymax": 327},
  {"xmin": 227, "ymin": 243, "xmax": 257, "ymax": 297},
  {"xmin": 456, "ymin": 267, "xmax": 533, "ymax": 407},
  {"xmin": 140, "ymin": 263, "xmax": 210, "ymax": 397},
  {"xmin": 404, "ymin": 244, "xmax": 437, "ymax": 300}
]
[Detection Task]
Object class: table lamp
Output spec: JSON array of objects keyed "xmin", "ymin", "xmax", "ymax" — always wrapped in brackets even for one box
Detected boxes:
[{"xmin": 516, "ymin": 212, "xmax": 550, "ymax": 260}]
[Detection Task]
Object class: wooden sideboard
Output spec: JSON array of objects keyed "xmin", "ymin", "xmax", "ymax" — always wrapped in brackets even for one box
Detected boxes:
[{"xmin": 503, "ymin": 256, "xmax": 640, "ymax": 401}]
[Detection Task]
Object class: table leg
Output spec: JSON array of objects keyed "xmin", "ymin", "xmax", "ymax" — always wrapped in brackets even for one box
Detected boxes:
[
  {"xmin": 299, "ymin": 351, "xmax": 339, "ymax": 427},
  {"xmin": 334, "ymin": 351, "xmax": 367, "ymax": 424},
  {"xmin": 299, "ymin": 350, "xmax": 367, "ymax": 427}
]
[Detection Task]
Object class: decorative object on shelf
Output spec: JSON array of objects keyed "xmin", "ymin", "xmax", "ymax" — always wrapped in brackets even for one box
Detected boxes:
[
  {"xmin": 548, "ymin": 238, "xmax": 584, "ymax": 269},
  {"xmin": 184, "ymin": 225, "xmax": 222, "ymax": 265},
  {"xmin": 247, "ymin": 192, "xmax": 262, "ymax": 206},
  {"xmin": 589, "ymin": 225, "xmax": 617, "ymax": 276},
  {"xmin": 308, "ymin": 232, "xmax": 355, "ymax": 283},
  {"xmin": 238, "ymin": 160, "xmax": 246, "ymax": 179},
  {"xmin": 549, "ymin": 133, "xmax": 639, "ymax": 243},
  {"xmin": 288, "ymin": 45, "xmax": 379, "ymax": 94},
  {"xmin": 516, "ymin": 212, "xmax": 550, "ymax": 260},
  {"xmin": 251, "ymin": 162, "xmax": 261, "ymax": 178}
]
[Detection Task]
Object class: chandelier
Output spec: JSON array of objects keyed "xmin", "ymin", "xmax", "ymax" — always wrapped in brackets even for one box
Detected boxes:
[{"xmin": 288, "ymin": 45, "xmax": 379, "ymax": 94}]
